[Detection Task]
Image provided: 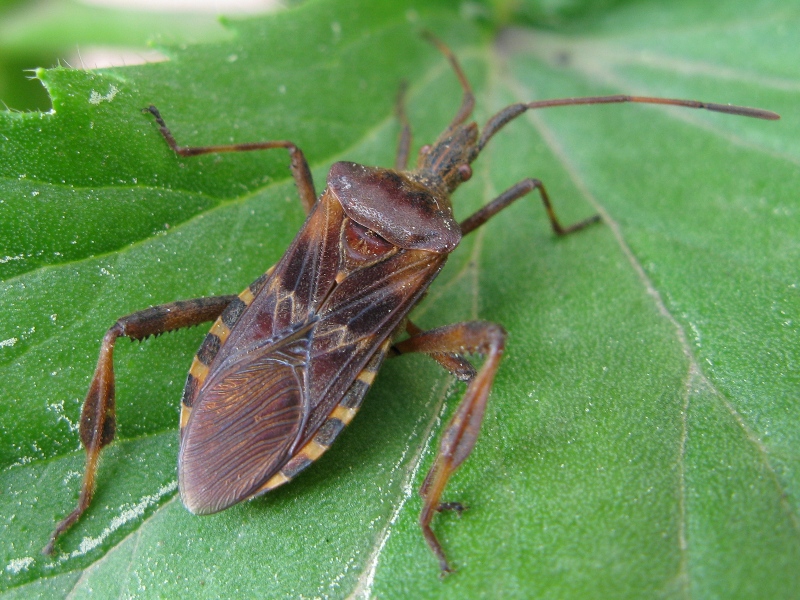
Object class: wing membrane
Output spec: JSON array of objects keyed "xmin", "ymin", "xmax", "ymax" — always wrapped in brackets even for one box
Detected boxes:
[
  {"xmin": 179, "ymin": 336, "xmax": 309, "ymax": 514},
  {"xmin": 210, "ymin": 192, "xmax": 343, "ymax": 369}
]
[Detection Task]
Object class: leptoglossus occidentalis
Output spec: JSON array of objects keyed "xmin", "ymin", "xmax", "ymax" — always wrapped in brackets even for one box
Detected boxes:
[{"xmin": 44, "ymin": 33, "xmax": 778, "ymax": 573}]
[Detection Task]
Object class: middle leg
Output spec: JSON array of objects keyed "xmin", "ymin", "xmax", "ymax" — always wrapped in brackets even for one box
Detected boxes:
[{"xmin": 144, "ymin": 105, "xmax": 317, "ymax": 214}]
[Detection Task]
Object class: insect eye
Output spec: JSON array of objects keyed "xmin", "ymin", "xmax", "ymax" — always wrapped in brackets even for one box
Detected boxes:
[{"xmin": 457, "ymin": 164, "xmax": 472, "ymax": 181}]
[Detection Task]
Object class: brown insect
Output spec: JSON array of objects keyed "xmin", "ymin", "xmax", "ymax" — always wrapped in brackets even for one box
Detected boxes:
[{"xmin": 44, "ymin": 34, "xmax": 778, "ymax": 573}]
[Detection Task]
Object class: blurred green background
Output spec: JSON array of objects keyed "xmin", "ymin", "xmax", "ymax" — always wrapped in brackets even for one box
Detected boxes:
[
  {"xmin": 0, "ymin": 0, "xmax": 641, "ymax": 112},
  {"xmin": 0, "ymin": 0, "xmax": 270, "ymax": 111}
]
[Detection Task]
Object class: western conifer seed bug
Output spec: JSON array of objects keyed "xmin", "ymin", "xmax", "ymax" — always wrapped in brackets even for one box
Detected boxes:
[{"xmin": 44, "ymin": 33, "xmax": 779, "ymax": 573}]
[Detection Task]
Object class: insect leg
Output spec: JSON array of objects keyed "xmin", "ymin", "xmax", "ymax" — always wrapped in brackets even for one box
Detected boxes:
[
  {"xmin": 394, "ymin": 321, "xmax": 506, "ymax": 574},
  {"xmin": 460, "ymin": 177, "xmax": 601, "ymax": 236},
  {"xmin": 394, "ymin": 320, "xmax": 476, "ymax": 381},
  {"xmin": 43, "ymin": 295, "xmax": 237, "ymax": 555},
  {"xmin": 144, "ymin": 105, "xmax": 317, "ymax": 214}
]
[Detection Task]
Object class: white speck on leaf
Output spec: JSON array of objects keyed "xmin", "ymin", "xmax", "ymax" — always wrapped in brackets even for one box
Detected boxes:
[
  {"xmin": 63, "ymin": 480, "xmax": 178, "ymax": 560},
  {"xmin": 6, "ymin": 556, "xmax": 34, "ymax": 574},
  {"xmin": 89, "ymin": 85, "xmax": 119, "ymax": 105},
  {"xmin": 0, "ymin": 337, "xmax": 18, "ymax": 348}
]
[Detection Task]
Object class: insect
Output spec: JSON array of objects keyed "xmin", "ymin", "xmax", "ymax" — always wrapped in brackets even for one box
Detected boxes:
[{"xmin": 44, "ymin": 33, "xmax": 778, "ymax": 573}]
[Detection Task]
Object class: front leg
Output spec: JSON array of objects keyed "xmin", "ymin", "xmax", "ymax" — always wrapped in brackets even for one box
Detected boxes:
[
  {"xmin": 394, "ymin": 321, "xmax": 506, "ymax": 574},
  {"xmin": 43, "ymin": 295, "xmax": 237, "ymax": 555},
  {"xmin": 144, "ymin": 106, "xmax": 317, "ymax": 214},
  {"xmin": 460, "ymin": 177, "xmax": 600, "ymax": 237}
]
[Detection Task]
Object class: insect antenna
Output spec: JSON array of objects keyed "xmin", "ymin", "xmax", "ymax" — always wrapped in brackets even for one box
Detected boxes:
[
  {"xmin": 479, "ymin": 94, "xmax": 779, "ymax": 151},
  {"xmin": 395, "ymin": 80, "xmax": 412, "ymax": 170},
  {"xmin": 422, "ymin": 31, "xmax": 475, "ymax": 129}
]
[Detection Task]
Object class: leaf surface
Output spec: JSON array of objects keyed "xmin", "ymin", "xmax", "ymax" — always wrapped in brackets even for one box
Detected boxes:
[{"xmin": 1, "ymin": 0, "xmax": 798, "ymax": 598}]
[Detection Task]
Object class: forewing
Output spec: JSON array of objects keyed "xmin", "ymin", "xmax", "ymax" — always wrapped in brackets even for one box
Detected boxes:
[
  {"xmin": 209, "ymin": 191, "xmax": 343, "ymax": 370},
  {"xmin": 179, "ymin": 193, "xmax": 448, "ymax": 512},
  {"xmin": 179, "ymin": 195, "xmax": 344, "ymax": 514},
  {"xmin": 179, "ymin": 334, "xmax": 310, "ymax": 514}
]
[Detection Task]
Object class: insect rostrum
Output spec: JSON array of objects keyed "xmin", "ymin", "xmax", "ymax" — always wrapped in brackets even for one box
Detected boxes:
[{"xmin": 44, "ymin": 34, "xmax": 778, "ymax": 574}]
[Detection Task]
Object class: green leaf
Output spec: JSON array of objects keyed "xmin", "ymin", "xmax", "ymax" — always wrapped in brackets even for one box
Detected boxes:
[
  {"xmin": 0, "ymin": 0, "xmax": 233, "ymax": 112},
  {"xmin": 2, "ymin": 0, "xmax": 798, "ymax": 597}
]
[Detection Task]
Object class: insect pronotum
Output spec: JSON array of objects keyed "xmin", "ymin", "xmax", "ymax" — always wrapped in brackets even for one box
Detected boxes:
[{"xmin": 44, "ymin": 33, "xmax": 778, "ymax": 573}]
